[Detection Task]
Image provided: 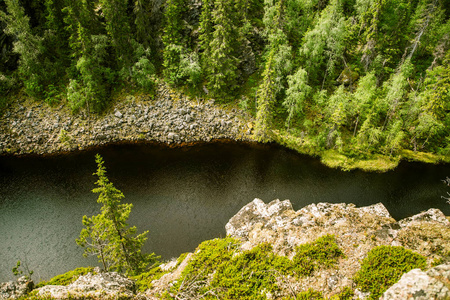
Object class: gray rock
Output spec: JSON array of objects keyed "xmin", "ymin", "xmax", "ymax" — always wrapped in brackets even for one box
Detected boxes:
[
  {"xmin": 0, "ymin": 276, "xmax": 34, "ymax": 300},
  {"xmin": 225, "ymin": 198, "xmax": 293, "ymax": 239},
  {"xmin": 114, "ymin": 110, "xmax": 123, "ymax": 118},
  {"xmin": 382, "ymin": 264, "xmax": 450, "ymax": 299},
  {"xmin": 35, "ymin": 272, "xmax": 135, "ymax": 299},
  {"xmin": 168, "ymin": 132, "xmax": 179, "ymax": 141},
  {"xmin": 399, "ymin": 208, "xmax": 449, "ymax": 228}
]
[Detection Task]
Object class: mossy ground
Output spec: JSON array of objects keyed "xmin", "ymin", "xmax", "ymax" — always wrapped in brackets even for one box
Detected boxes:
[
  {"xmin": 271, "ymin": 129, "xmax": 448, "ymax": 172},
  {"xmin": 165, "ymin": 234, "xmax": 345, "ymax": 299},
  {"xmin": 353, "ymin": 245, "xmax": 427, "ymax": 300}
]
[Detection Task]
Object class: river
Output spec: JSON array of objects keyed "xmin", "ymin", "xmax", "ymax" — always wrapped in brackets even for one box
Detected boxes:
[{"xmin": 0, "ymin": 142, "xmax": 448, "ymax": 282}]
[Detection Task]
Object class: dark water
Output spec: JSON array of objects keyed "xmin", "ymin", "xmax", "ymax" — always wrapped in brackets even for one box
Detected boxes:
[{"xmin": 0, "ymin": 142, "xmax": 449, "ymax": 282}]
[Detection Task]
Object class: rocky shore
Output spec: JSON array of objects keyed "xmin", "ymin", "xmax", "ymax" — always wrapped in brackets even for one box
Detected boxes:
[
  {"xmin": 0, "ymin": 83, "xmax": 255, "ymax": 155},
  {"xmin": 2, "ymin": 199, "xmax": 449, "ymax": 300}
]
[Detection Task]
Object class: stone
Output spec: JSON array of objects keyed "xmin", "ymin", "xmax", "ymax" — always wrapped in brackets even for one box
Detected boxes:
[
  {"xmin": 114, "ymin": 110, "xmax": 123, "ymax": 118},
  {"xmin": 0, "ymin": 276, "xmax": 34, "ymax": 300},
  {"xmin": 225, "ymin": 198, "xmax": 293, "ymax": 239},
  {"xmin": 168, "ymin": 132, "xmax": 179, "ymax": 141},
  {"xmin": 399, "ymin": 208, "xmax": 449, "ymax": 228},
  {"xmin": 381, "ymin": 265, "xmax": 450, "ymax": 299},
  {"xmin": 35, "ymin": 272, "xmax": 135, "ymax": 299}
]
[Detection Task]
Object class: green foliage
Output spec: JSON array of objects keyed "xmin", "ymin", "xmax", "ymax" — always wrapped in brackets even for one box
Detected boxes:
[
  {"xmin": 1, "ymin": 0, "xmax": 449, "ymax": 163},
  {"xmin": 100, "ymin": 0, "xmax": 133, "ymax": 75},
  {"xmin": 132, "ymin": 265, "xmax": 166, "ymax": 292},
  {"xmin": 254, "ymin": 49, "xmax": 277, "ymax": 141},
  {"xmin": 11, "ymin": 260, "xmax": 33, "ymax": 280},
  {"xmin": 35, "ymin": 267, "xmax": 95, "ymax": 288},
  {"xmin": 203, "ymin": 0, "xmax": 238, "ymax": 97},
  {"xmin": 169, "ymin": 234, "xmax": 344, "ymax": 299},
  {"xmin": 0, "ymin": 0, "xmax": 45, "ymax": 97},
  {"xmin": 284, "ymin": 67, "xmax": 311, "ymax": 129},
  {"xmin": 292, "ymin": 234, "xmax": 345, "ymax": 276},
  {"xmin": 77, "ymin": 154, "xmax": 158, "ymax": 276},
  {"xmin": 292, "ymin": 289, "xmax": 324, "ymax": 300},
  {"xmin": 353, "ymin": 245, "xmax": 427, "ymax": 299},
  {"xmin": 210, "ymin": 243, "xmax": 292, "ymax": 299}
]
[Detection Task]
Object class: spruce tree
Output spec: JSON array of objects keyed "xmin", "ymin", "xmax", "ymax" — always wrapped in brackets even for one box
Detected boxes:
[
  {"xmin": 201, "ymin": 0, "xmax": 238, "ymax": 97},
  {"xmin": 254, "ymin": 49, "xmax": 276, "ymax": 141},
  {"xmin": 162, "ymin": 0, "xmax": 187, "ymax": 85},
  {"xmin": 77, "ymin": 154, "xmax": 157, "ymax": 275},
  {"xmin": 0, "ymin": 0, "xmax": 44, "ymax": 96},
  {"xmin": 100, "ymin": 0, "xmax": 133, "ymax": 76}
]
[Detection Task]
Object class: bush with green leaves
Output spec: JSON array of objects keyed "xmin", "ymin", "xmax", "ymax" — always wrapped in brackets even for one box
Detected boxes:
[
  {"xmin": 168, "ymin": 234, "xmax": 344, "ymax": 299},
  {"xmin": 292, "ymin": 233, "xmax": 345, "ymax": 276},
  {"xmin": 353, "ymin": 245, "xmax": 427, "ymax": 299}
]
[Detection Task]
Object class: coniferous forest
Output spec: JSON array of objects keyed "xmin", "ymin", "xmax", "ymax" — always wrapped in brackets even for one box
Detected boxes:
[{"xmin": 1, "ymin": 0, "xmax": 449, "ymax": 165}]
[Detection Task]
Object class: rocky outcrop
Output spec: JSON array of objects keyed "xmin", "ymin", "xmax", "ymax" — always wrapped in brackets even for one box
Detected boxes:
[
  {"xmin": 381, "ymin": 264, "xmax": 450, "ymax": 299},
  {"xmin": 225, "ymin": 199, "xmax": 450, "ymax": 298},
  {"xmin": 0, "ymin": 276, "xmax": 33, "ymax": 300},
  {"xmin": 34, "ymin": 272, "xmax": 136, "ymax": 299},
  {"xmin": 0, "ymin": 83, "xmax": 254, "ymax": 155},
  {"xmin": 2, "ymin": 200, "xmax": 448, "ymax": 299}
]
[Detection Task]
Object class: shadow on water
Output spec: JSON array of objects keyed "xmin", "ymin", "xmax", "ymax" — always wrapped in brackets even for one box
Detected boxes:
[{"xmin": 0, "ymin": 141, "xmax": 449, "ymax": 281}]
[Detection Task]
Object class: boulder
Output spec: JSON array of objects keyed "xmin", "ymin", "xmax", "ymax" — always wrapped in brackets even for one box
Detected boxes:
[
  {"xmin": 382, "ymin": 264, "xmax": 450, "ymax": 299},
  {"xmin": 398, "ymin": 208, "xmax": 450, "ymax": 228},
  {"xmin": 0, "ymin": 276, "xmax": 34, "ymax": 300},
  {"xmin": 35, "ymin": 272, "xmax": 135, "ymax": 299},
  {"xmin": 225, "ymin": 198, "xmax": 293, "ymax": 239}
]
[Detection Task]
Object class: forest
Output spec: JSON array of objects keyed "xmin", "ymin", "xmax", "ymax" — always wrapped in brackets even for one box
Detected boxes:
[{"xmin": 0, "ymin": 0, "xmax": 449, "ymax": 162}]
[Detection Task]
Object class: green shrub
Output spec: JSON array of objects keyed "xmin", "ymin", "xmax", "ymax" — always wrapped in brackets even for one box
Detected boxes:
[
  {"xmin": 132, "ymin": 265, "xmax": 165, "ymax": 292},
  {"xmin": 35, "ymin": 267, "xmax": 95, "ymax": 288},
  {"xmin": 295, "ymin": 289, "xmax": 324, "ymax": 300},
  {"xmin": 210, "ymin": 243, "xmax": 292, "ymax": 299},
  {"xmin": 353, "ymin": 246, "xmax": 427, "ymax": 299},
  {"xmin": 168, "ymin": 235, "xmax": 344, "ymax": 299},
  {"xmin": 293, "ymin": 234, "xmax": 345, "ymax": 276}
]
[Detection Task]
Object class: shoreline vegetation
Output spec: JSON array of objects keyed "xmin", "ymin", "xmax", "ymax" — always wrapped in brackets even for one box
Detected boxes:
[
  {"xmin": 1, "ymin": 86, "xmax": 448, "ymax": 172},
  {"xmin": 0, "ymin": 0, "xmax": 449, "ymax": 172}
]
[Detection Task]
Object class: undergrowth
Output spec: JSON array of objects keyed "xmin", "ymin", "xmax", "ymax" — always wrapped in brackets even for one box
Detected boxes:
[
  {"xmin": 166, "ymin": 234, "xmax": 345, "ymax": 299},
  {"xmin": 353, "ymin": 245, "xmax": 427, "ymax": 299},
  {"xmin": 35, "ymin": 267, "xmax": 95, "ymax": 288}
]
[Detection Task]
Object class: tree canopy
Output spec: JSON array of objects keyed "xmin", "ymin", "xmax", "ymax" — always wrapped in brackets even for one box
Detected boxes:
[{"xmin": 1, "ymin": 0, "xmax": 449, "ymax": 159}]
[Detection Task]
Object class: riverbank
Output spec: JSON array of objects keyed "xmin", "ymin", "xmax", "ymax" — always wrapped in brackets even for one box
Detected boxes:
[
  {"xmin": 0, "ymin": 84, "xmax": 448, "ymax": 172},
  {"xmin": 0, "ymin": 83, "xmax": 254, "ymax": 156}
]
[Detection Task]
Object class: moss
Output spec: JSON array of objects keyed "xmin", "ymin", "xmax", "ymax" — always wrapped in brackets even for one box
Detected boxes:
[
  {"xmin": 292, "ymin": 234, "xmax": 345, "ymax": 276},
  {"xmin": 292, "ymin": 289, "xmax": 324, "ymax": 300},
  {"xmin": 164, "ymin": 237, "xmax": 241, "ymax": 298},
  {"xmin": 35, "ymin": 267, "xmax": 95, "ymax": 288},
  {"xmin": 210, "ymin": 243, "xmax": 292, "ymax": 299},
  {"xmin": 131, "ymin": 264, "xmax": 166, "ymax": 292},
  {"xmin": 353, "ymin": 246, "xmax": 427, "ymax": 299},
  {"xmin": 400, "ymin": 149, "xmax": 443, "ymax": 164},
  {"xmin": 167, "ymin": 235, "xmax": 344, "ymax": 299}
]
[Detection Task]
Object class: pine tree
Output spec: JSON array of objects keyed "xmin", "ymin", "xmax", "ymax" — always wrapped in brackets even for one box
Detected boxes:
[
  {"xmin": 162, "ymin": 0, "xmax": 188, "ymax": 85},
  {"xmin": 201, "ymin": 0, "xmax": 239, "ymax": 97},
  {"xmin": 77, "ymin": 154, "xmax": 157, "ymax": 275},
  {"xmin": 100, "ymin": 0, "xmax": 133, "ymax": 76},
  {"xmin": 134, "ymin": 0, "xmax": 153, "ymax": 48},
  {"xmin": 254, "ymin": 49, "xmax": 276, "ymax": 141},
  {"xmin": 0, "ymin": 0, "xmax": 44, "ymax": 96},
  {"xmin": 63, "ymin": 1, "xmax": 112, "ymax": 112}
]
